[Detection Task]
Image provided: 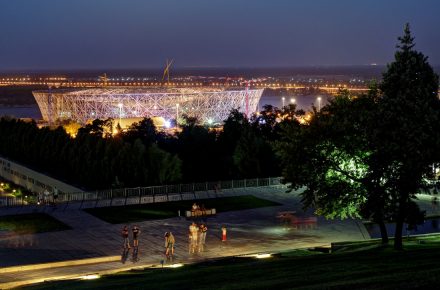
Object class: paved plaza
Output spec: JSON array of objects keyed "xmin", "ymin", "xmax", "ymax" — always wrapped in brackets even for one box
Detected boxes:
[{"xmin": 0, "ymin": 185, "xmax": 407, "ymax": 288}]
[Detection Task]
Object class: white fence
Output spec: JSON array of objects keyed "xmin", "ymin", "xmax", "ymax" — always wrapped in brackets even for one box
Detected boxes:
[{"xmin": 0, "ymin": 177, "xmax": 282, "ymax": 209}]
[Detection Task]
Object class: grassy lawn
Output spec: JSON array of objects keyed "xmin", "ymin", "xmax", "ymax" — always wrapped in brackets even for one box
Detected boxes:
[
  {"xmin": 0, "ymin": 213, "xmax": 70, "ymax": 235},
  {"xmin": 21, "ymin": 244, "xmax": 440, "ymax": 290},
  {"xmin": 84, "ymin": 195, "xmax": 281, "ymax": 224}
]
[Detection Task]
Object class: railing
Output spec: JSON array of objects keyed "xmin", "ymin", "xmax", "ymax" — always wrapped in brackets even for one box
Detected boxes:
[{"xmin": 0, "ymin": 177, "xmax": 282, "ymax": 209}]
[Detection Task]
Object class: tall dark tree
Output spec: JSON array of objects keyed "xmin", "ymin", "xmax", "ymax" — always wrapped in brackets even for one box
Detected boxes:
[
  {"xmin": 123, "ymin": 117, "xmax": 159, "ymax": 145},
  {"xmin": 77, "ymin": 118, "xmax": 113, "ymax": 138},
  {"xmin": 233, "ymin": 124, "xmax": 263, "ymax": 178},
  {"xmin": 375, "ymin": 23, "xmax": 440, "ymax": 249},
  {"xmin": 276, "ymin": 25, "xmax": 440, "ymax": 248},
  {"xmin": 175, "ymin": 115, "xmax": 220, "ymax": 181},
  {"xmin": 217, "ymin": 109, "xmax": 248, "ymax": 178},
  {"xmin": 251, "ymin": 104, "xmax": 282, "ymax": 141}
]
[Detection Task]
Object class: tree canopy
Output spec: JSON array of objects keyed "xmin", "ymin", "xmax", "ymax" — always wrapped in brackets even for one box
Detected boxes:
[{"xmin": 276, "ymin": 24, "xmax": 440, "ymax": 249}]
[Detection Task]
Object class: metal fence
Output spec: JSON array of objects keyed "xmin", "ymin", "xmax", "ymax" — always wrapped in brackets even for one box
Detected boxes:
[{"xmin": 0, "ymin": 177, "xmax": 282, "ymax": 209}]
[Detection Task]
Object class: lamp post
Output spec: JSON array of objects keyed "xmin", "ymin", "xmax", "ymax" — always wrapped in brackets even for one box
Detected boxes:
[
  {"xmin": 176, "ymin": 103, "xmax": 179, "ymax": 126},
  {"xmin": 317, "ymin": 96, "xmax": 322, "ymax": 112},
  {"xmin": 117, "ymin": 103, "xmax": 123, "ymax": 125}
]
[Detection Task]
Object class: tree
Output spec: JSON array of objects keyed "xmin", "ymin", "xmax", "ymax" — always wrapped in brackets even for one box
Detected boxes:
[
  {"xmin": 146, "ymin": 144, "xmax": 182, "ymax": 184},
  {"xmin": 77, "ymin": 118, "xmax": 113, "ymax": 138},
  {"xmin": 276, "ymin": 95, "xmax": 369, "ymax": 211},
  {"xmin": 250, "ymin": 104, "xmax": 282, "ymax": 141},
  {"xmin": 375, "ymin": 23, "xmax": 440, "ymax": 249},
  {"xmin": 276, "ymin": 90, "xmax": 397, "ymax": 244},
  {"xmin": 233, "ymin": 124, "xmax": 264, "ymax": 178},
  {"xmin": 276, "ymin": 24, "xmax": 440, "ymax": 248},
  {"xmin": 123, "ymin": 117, "xmax": 158, "ymax": 145},
  {"xmin": 175, "ymin": 115, "xmax": 219, "ymax": 181}
]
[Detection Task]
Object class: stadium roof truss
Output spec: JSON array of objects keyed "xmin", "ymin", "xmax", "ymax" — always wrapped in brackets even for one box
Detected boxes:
[{"xmin": 33, "ymin": 88, "xmax": 263, "ymax": 125}]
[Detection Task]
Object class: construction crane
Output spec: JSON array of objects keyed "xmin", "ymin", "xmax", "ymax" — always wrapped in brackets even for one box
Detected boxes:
[
  {"xmin": 162, "ymin": 59, "xmax": 173, "ymax": 83},
  {"xmin": 99, "ymin": 73, "xmax": 109, "ymax": 85}
]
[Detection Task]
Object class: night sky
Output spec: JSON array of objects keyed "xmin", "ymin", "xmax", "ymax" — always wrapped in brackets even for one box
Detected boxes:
[{"xmin": 0, "ymin": 0, "xmax": 439, "ymax": 70}]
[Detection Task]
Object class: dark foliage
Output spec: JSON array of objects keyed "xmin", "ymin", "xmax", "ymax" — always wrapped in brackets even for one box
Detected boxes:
[
  {"xmin": 0, "ymin": 118, "xmax": 181, "ymax": 189},
  {"xmin": 275, "ymin": 24, "xmax": 440, "ymax": 249},
  {"xmin": 0, "ymin": 103, "xmax": 285, "ymax": 189}
]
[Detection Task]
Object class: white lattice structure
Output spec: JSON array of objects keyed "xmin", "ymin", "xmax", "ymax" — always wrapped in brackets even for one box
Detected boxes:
[{"xmin": 32, "ymin": 87, "xmax": 263, "ymax": 125}]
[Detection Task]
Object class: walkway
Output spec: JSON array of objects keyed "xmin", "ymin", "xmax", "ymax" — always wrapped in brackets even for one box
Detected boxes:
[{"xmin": 0, "ymin": 186, "xmax": 367, "ymax": 288}]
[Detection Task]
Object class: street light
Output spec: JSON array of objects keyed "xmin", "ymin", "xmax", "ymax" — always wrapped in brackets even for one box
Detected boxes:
[
  {"xmin": 176, "ymin": 103, "xmax": 179, "ymax": 126},
  {"xmin": 117, "ymin": 103, "xmax": 123, "ymax": 125},
  {"xmin": 282, "ymin": 97, "xmax": 285, "ymax": 108},
  {"xmin": 290, "ymin": 98, "xmax": 296, "ymax": 104},
  {"xmin": 317, "ymin": 96, "xmax": 322, "ymax": 112}
]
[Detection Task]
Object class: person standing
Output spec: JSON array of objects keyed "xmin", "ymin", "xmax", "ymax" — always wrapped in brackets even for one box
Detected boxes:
[
  {"xmin": 189, "ymin": 222, "xmax": 198, "ymax": 253},
  {"xmin": 53, "ymin": 186, "xmax": 59, "ymax": 203},
  {"xmin": 199, "ymin": 224, "xmax": 208, "ymax": 252},
  {"xmin": 165, "ymin": 232, "xmax": 175, "ymax": 257},
  {"xmin": 38, "ymin": 191, "xmax": 43, "ymax": 205},
  {"xmin": 122, "ymin": 226, "xmax": 130, "ymax": 250},
  {"xmin": 132, "ymin": 225, "xmax": 140, "ymax": 249},
  {"xmin": 221, "ymin": 225, "xmax": 227, "ymax": 242},
  {"xmin": 191, "ymin": 203, "xmax": 198, "ymax": 217},
  {"xmin": 43, "ymin": 189, "xmax": 50, "ymax": 205}
]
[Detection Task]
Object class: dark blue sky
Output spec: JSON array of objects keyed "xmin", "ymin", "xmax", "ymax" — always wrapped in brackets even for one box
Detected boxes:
[{"xmin": 0, "ymin": 0, "xmax": 439, "ymax": 70}]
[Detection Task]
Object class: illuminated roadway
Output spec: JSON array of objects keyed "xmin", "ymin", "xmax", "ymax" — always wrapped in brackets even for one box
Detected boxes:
[{"xmin": 0, "ymin": 78, "xmax": 371, "ymax": 94}]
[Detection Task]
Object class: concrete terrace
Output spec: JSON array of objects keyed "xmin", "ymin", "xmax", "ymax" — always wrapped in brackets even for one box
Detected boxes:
[{"xmin": 0, "ymin": 186, "xmax": 370, "ymax": 289}]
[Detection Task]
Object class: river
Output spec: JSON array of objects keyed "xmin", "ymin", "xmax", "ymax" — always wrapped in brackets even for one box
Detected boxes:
[{"xmin": 0, "ymin": 94, "xmax": 330, "ymax": 121}]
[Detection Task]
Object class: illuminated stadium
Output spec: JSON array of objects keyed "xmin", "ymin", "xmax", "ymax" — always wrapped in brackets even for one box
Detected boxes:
[{"xmin": 32, "ymin": 87, "xmax": 263, "ymax": 125}]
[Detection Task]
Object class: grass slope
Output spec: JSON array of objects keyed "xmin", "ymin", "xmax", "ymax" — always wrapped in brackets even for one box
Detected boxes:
[
  {"xmin": 21, "ymin": 245, "xmax": 440, "ymax": 290},
  {"xmin": 84, "ymin": 195, "xmax": 281, "ymax": 224}
]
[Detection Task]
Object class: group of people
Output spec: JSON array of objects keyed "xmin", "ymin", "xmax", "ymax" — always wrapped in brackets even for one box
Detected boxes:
[
  {"xmin": 37, "ymin": 187, "xmax": 58, "ymax": 205},
  {"xmin": 120, "ymin": 225, "xmax": 176, "ymax": 259},
  {"xmin": 188, "ymin": 222, "xmax": 208, "ymax": 253},
  {"xmin": 121, "ymin": 225, "xmax": 141, "ymax": 250},
  {"xmin": 191, "ymin": 202, "xmax": 206, "ymax": 216},
  {"xmin": 121, "ymin": 223, "xmax": 227, "ymax": 258}
]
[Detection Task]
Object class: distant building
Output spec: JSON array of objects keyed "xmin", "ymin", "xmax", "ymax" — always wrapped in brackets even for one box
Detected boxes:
[{"xmin": 33, "ymin": 87, "xmax": 263, "ymax": 125}]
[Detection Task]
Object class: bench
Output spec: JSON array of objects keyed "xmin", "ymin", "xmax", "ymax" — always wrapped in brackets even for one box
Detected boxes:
[
  {"xmin": 277, "ymin": 211, "xmax": 317, "ymax": 229},
  {"xmin": 185, "ymin": 208, "xmax": 216, "ymax": 217}
]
